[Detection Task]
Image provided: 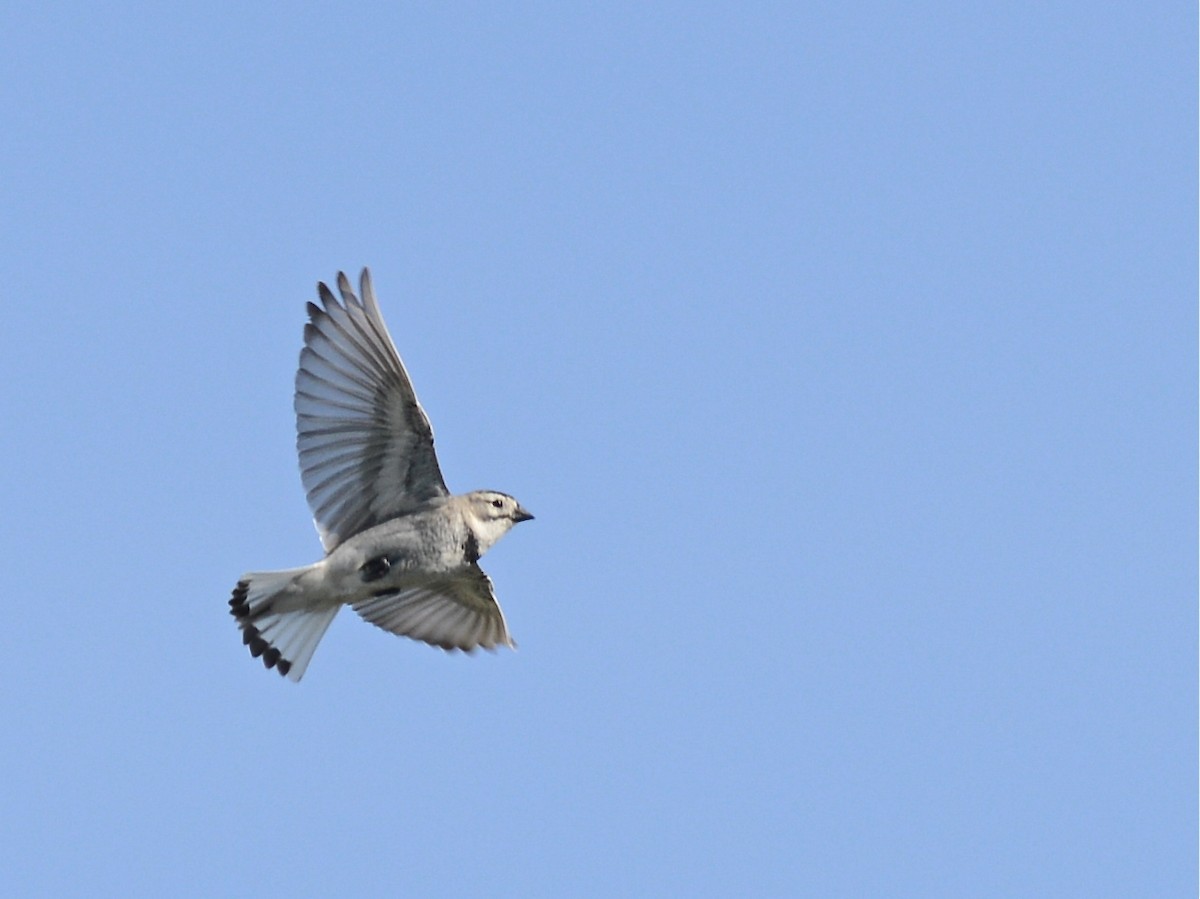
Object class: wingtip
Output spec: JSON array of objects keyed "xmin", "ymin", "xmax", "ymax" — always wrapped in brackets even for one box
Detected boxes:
[
  {"xmin": 336, "ymin": 271, "xmax": 355, "ymax": 304},
  {"xmin": 360, "ymin": 268, "xmax": 374, "ymax": 306},
  {"xmin": 316, "ymin": 282, "xmax": 338, "ymax": 311}
]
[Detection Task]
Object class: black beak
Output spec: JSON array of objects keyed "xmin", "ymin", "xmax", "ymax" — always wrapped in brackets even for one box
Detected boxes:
[{"xmin": 513, "ymin": 506, "xmax": 535, "ymax": 523}]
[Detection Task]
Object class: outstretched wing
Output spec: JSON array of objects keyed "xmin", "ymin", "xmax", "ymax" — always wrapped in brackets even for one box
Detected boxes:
[
  {"xmin": 295, "ymin": 269, "xmax": 449, "ymax": 551},
  {"xmin": 350, "ymin": 565, "xmax": 516, "ymax": 652}
]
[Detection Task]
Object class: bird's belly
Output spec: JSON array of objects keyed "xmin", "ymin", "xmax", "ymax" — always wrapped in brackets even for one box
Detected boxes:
[{"xmin": 320, "ymin": 543, "xmax": 462, "ymax": 603}]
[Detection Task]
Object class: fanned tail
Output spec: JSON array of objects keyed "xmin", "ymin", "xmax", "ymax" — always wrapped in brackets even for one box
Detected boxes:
[{"xmin": 228, "ymin": 566, "xmax": 339, "ymax": 682}]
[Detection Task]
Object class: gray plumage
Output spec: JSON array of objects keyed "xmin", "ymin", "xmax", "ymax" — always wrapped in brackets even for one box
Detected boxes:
[{"xmin": 229, "ymin": 269, "xmax": 533, "ymax": 681}]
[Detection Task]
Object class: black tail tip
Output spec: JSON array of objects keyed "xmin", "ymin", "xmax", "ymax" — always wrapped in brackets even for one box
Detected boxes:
[
  {"xmin": 237, "ymin": 622, "xmax": 293, "ymax": 678},
  {"xmin": 231, "ymin": 583, "xmax": 294, "ymax": 679},
  {"xmin": 229, "ymin": 581, "xmax": 250, "ymax": 618}
]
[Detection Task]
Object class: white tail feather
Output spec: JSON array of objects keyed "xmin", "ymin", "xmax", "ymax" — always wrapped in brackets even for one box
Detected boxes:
[{"xmin": 228, "ymin": 565, "xmax": 340, "ymax": 682}]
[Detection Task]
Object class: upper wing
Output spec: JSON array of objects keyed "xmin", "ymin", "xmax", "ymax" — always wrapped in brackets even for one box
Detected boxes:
[
  {"xmin": 295, "ymin": 269, "xmax": 449, "ymax": 551},
  {"xmin": 349, "ymin": 564, "xmax": 516, "ymax": 652}
]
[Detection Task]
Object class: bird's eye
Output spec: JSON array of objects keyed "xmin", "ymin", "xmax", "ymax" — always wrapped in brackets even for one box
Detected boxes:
[{"xmin": 491, "ymin": 499, "xmax": 503, "ymax": 508}]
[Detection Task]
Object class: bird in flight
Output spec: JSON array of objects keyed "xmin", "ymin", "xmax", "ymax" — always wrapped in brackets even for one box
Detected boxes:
[{"xmin": 229, "ymin": 269, "xmax": 533, "ymax": 681}]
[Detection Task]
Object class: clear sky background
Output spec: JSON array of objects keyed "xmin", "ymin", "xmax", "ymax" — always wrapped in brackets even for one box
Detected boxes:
[{"xmin": 0, "ymin": 3, "xmax": 1194, "ymax": 896}]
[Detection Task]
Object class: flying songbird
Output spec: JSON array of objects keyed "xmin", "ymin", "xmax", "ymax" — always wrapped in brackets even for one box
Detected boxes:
[{"xmin": 229, "ymin": 269, "xmax": 533, "ymax": 681}]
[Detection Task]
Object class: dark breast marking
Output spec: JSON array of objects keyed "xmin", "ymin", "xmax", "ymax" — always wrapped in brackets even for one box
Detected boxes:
[{"xmin": 463, "ymin": 532, "xmax": 480, "ymax": 564}]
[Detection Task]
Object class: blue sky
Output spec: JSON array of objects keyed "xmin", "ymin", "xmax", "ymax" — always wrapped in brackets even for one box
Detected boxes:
[{"xmin": 0, "ymin": 3, "xmax": 1194, "ymax": 896}]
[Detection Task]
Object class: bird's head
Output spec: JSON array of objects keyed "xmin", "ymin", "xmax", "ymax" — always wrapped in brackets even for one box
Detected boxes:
[{"xmin": 462, "ymin": 491, "xmax": 534, "ymax": 556}]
